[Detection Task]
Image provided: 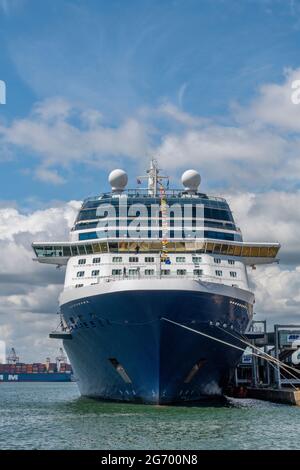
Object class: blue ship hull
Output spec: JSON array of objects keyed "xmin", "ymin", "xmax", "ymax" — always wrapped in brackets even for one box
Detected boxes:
[
  {"xmin": 0, "ymin": 372, "xmax": 73, "ymax": 382},
  {"xmin": 61, "ymin": 287, "xmax": 252, "ymax": 404}
]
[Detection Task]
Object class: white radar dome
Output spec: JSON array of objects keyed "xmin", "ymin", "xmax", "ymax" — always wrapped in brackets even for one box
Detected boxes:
[
  {"xmin": 181, "ymin": 169, "xmax": 201, "ymax": 192},
  {"xmin": 108, "ymin": 169, "xmax": 128, "ymax": 192}
]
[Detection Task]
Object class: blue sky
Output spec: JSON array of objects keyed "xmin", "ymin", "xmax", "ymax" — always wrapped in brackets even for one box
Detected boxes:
[{"xmin": 1, "ymin": 0, "xmax": 300, "ymax": 203}]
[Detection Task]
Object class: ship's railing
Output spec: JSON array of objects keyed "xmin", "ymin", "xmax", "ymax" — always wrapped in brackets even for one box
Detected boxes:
[
  {"xmin": 65, "ymin": 273, "xmax": 241, "ymax": 288},
  {"xmin": 82, "ymin": 189, "xmax": 226, "ymax": 203}
]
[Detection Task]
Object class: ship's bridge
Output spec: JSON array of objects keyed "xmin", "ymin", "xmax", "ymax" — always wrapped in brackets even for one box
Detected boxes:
[
  {"xmin": 32, "ymin": 163, "xmax": 280, "ymax": 268},
  {"xmin": 32, "ymin": 238, "xmax": 280, "ymax": 266},
  {"xmin": 72, "ymin": 190, "xmax": 242, "ymax": 243}
]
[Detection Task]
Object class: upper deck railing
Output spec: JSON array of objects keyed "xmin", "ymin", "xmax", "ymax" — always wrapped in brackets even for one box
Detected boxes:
[
  {"xmin": 64, "ymin": 273, "xmax": 241, "ymax": 289},
  {"xmin": 83, "ymin": 189, "xmax": 227, "ymax": 203}
]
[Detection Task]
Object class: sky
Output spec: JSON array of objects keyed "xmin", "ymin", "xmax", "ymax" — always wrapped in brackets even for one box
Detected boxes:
[{"xmin": 1, "ymin": 0, "xmax": 300, "ymax": 361}]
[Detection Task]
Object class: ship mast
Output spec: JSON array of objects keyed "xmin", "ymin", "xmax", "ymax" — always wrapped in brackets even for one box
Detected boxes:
[{"xmin": 137, "ymin": 158, "xmax": 169, "ymax": 196}]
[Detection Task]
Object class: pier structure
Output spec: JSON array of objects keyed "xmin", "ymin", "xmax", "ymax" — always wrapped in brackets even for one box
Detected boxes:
[{"xmin": 230, "ymin": 321, "xmax": 300, "ymax": 405}]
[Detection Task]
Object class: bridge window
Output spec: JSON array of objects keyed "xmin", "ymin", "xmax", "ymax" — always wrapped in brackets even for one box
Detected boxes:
[
  {"xmin": 214, "ymin": 258, "xmax": 221, "ymax": 264},
  {"xmin": 129, "ymin": 257, "xmax": 139, "ymax": 262},
  {"xmin": 204, "ymin": 207, "xmax": 232, "ymax": 221},
  {"xmin": 93, "ymin": 257, "xmax": 101, "ymax": 264},
  {"xmin": 75, "ymin": 284, "xmax": 83, "ymax": 288},
  {"xmin": 215, "ymin": 270, "xmax": 223, "ymax": 276},
  {"xmin": 91, "ymin": 270, "xmax": 100, "ymax": 276},
  {"xmin": 228, "ymin": 260, "xmax": 235, "ymax": 265},
  {"xmin": 76, "ymin": 271, "xmax": 85, "ymax": 277},
  {"xmin": 192, "ymin": 257, "xmax": 202, "ymax": 263},
  {"xmin": 176, "ymin": 257, "xmax": 186, "ymax": 263},
  {"xmin": 145, "ymin": 257, "xmax": 155, "ymax": 263},
  {"xmin": 112, "ymin": 256, "xmax": 122, "ymax": 263},
  {"xmin": 230, "ymin": 271, "xmax": 237, "ymax": 278},
  {"xmin": 63, "ymin": 246, "xmax": 71, "ymax": 256},
  {"xmin": 78, "ymin": 259, "xmax": 86, "ymax": 265}
]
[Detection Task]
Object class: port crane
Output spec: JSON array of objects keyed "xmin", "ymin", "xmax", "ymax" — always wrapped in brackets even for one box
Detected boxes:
[
  {"xmin": 55, "ymin": 348, "xmax": 67, "ymax": 371},
  {"xmin": 7, "ymin": 348, "xmax": 19, "ymax": 364}
]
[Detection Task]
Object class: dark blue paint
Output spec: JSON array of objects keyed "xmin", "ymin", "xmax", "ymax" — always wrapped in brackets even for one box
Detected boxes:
[{"xmin": 61, "ymin": 289, "xmax": 251, "ymax": 404}]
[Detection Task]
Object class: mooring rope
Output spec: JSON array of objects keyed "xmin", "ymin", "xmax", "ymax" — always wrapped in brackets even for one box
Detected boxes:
[
  {"xmin": 161, "ymin": 317, "xmax": 262, "ymax": 357},
  {"xmin": 216, "ymin": 324, "xmax": 300, "ymax": 374},
  {"xmin": 215, "ymin": 325, "xmax": 300, "ymax": 387},
  {"xmin": 161, "ymin": 317, "xmax": 300, "ymax": 387}
]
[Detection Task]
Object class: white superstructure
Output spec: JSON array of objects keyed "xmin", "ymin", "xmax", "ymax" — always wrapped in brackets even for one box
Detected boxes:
[{"xmin": 32, "ymin": 161, "xmax": 281, "ymax": 404}]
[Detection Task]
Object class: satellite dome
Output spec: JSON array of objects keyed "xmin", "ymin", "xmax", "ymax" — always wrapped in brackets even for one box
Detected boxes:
[
  {"xmin": 181, "ymin": 169, "xmax": 201, "ymax": 192},
  {"xmin": 108, "ymin": 169, "xmax": 128, "ymax": 192}
]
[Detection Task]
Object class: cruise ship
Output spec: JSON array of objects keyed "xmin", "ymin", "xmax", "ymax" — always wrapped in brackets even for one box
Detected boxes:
[{"xmin": 32, "ymin": 160, "xmax": 280, "ymax": 404}]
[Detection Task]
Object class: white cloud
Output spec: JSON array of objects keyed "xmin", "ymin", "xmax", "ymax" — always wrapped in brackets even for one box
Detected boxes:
[
  {"xmin": 0, "ymin": 201, "xmax": 80, "ymax": 241},
  {"xmin": 156, "ymin": 125, "xmax": 292, "ymax": 188},
  {"xmin": 236, "ymin": 67, "xmax": 300, "ymax": 132},
  {"xmin": 250, "ymin": 265, "xmax": 300, "ymax": 323},
  {"xmin": 157, "ymin": 102, "xmax": 208, "ymax": 127},
  {"xmin": 0, "ymin": 0, "xmax": 26, "ymax": 15},
  {"xmin": 0, "ymin": 202, "xmax": 80, "ymax": 361},
  {"xmin": 0, "ymin": 98, "xmax": 152, "ymax": 179},
  {"xmin": 2, "ymin": 68, "xmax": 300, "ymax": 189},
  {"xmin": 227, "ymin": 191, "xmax": 300, "ymax": 324},
  {"xmin": 155, "ymin": 68, "xmax": 300, "ymax": 189},
  {"xmin": 35, "ymin": 167, "xmax": 66, "ymax": 185},
  {"xmin": 227, "ymin": 191, "xmax": 300, "ymax": 265},
  {"xmin": 0, "ymin": 311, "xmax": 60, "ymax": 364}
]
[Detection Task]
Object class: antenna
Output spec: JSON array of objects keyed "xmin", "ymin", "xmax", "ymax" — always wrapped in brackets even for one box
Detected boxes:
[{"xmin": 137, "ymin": 158, "xmax": 169, "ymax": 196}]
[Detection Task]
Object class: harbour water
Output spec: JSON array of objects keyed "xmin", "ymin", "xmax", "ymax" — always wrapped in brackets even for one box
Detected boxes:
[{"xmin": 0, "ymin": 382, "xmax": 299, "ymax": 450}]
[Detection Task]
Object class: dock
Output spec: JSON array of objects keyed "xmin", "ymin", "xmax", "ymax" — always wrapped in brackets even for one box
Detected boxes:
[
  {"xmin": 246, "ymin": 387, "xmax": 300, "ymax": 406},
  {"xmin": 227, "ymin": 320, "xmax": 300, "ymax": 406}
]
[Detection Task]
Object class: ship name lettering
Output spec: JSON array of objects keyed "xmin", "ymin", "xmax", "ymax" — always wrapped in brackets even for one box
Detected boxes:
[{"xmin": 8, "ymin": 374, "xmax": 18, "ymax": 381}]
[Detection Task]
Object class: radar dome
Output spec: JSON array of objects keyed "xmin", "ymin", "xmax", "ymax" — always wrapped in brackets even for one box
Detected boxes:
[
  {"xmin": 181, "ymin": 169, "xmax": 201, "ymax": 192},
  {"xmin": 108, "ymin": 169, "xmax": 128, "ymax": 192}
]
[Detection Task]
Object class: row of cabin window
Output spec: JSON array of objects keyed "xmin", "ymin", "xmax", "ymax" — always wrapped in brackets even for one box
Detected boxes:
[
  {"xmin": 78, "ymin": 256, "xmax": 204, "ymax": 264},
  {"xmin": 158, "ymin": 270, "xmax": 237, "ymax": 277},
  {"xmin": 78, "ymin": 256, "xmax": 235, "ymax": 265},
  {"xmin": 78, "ymin": 257, "xmax": 101, "ymax": 265},
  {"xmin": 76, "ymin": 269, "xmax": 204, "ymax": 280},
  {"xmin": 216, "ymin": 271, "xmax": 237, "ymax": 277},
  {"xmin": 214, "ymin": 258, "xmax": 235, "ymax": 265},
  {"xmin": 111, "ymin": 269, "xmax": 204, "ymax": 276},
  {"xmin": 78, "ymin": 256, "xmax": 146, "ymax": 265},
  {"xmin": 77, "ymin": 270, "xmax": 99, "ymax": 277},
  {"xmin": 76, "ymin": 269, "xmax": 237, "ymax": 278}
]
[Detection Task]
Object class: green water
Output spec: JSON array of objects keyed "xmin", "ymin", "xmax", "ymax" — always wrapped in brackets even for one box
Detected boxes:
[{"xmin": 0, "ymin": 382, "xmax": 299, "ymax": 450}]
